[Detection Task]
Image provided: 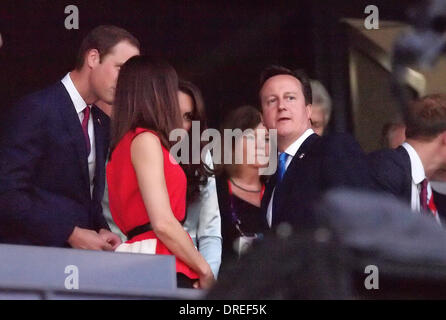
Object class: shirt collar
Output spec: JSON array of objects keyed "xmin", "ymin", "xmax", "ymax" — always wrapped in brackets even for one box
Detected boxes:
[
  {"xmin": 282, "ymin": 128, "xmax": 315, "ymax": 157},
  {"xmin": 61, "ymin": 72, "xmax": 88, "ymax": 114},
  {"xmin": 402, "ymin": 142, "xmax": 426, "ymax": 184}
]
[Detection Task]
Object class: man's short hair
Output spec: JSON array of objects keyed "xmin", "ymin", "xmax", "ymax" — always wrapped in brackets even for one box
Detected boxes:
[
  {"xmin": 405, "ymin": 94, "xmax": 446, "ymax": 140},
  {"xmin": 75, "ymin": 25, "xmax": 140, "ymax": 70},
  {"xmin": 259, "ymin": 65, "xmax": 312, "ymax": 105},
  {"xmin": 310, "ymin": 80, "xmax": 332, "ymax": 124}
]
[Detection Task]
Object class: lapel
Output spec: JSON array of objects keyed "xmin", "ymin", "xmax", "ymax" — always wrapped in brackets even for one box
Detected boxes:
[
  {"xmin": 57, "ymin": 83, "xmax": 90, "ymax": 189},
  {"xmin": 262, "ymin": 171, "xmax": 277, "ymax": 213},
  {"xmin": 272, "ymin": 133, "xmax": 320, "ymax": 225},
  {"xmin": 395, "ymin": 146, "xmax": 412, "ymax": 203}
]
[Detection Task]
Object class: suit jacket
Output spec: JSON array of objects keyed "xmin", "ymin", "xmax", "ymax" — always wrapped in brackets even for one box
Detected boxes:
[
  {"xmin": 433, "ymin": 191, "xmax": 446, "ymax": 221},
  {"xmin": 367, "ymin": 146, "xmax": 412, "ymax": 204},
  {"xmin": 261, "ymin": 133, "xmax": 373, "ymax": 228},
  {"xmin": 0, "ymin": 82, "xmax": 110, "ymax": 247},
  {"xmin": 368, "ymin": 146, "xmax": 446, "ymax": 221}
]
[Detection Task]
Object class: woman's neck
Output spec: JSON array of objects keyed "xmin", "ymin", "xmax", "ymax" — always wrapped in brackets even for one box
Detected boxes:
[
  {"xmin": 230, "ymin": 165, "xmax": 262, "ymax": 187},
  {"xmin": 229, "ymin": 165, "xmax": 263, "ymax": 207}
]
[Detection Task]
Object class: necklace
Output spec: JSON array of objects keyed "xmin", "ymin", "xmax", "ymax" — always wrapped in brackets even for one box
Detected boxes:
[{"xmin": 229, "ymin": 178, "xmax": 262, "ymax": 193}]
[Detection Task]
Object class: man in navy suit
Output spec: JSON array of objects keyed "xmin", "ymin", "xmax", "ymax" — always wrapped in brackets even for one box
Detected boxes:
[
  {"xmin": 368, "ymin": 94, "xmax": 446, "ymax": 223},
  {"xmin": 259, "ymin": 65, "xmax": 372, "ymax": 229},
  {"xmin": 0, "ymin": 25, "xmax": 140, "ymax": 249}
]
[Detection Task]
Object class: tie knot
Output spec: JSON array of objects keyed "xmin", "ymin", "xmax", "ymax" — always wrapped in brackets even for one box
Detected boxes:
[
  {"xmin": 279, "ymin": 152, "xmax": 288, "ymax": 164},
  {"xmin": 83, "ymin": 105, "xmax": 91, "ymax": 116}
]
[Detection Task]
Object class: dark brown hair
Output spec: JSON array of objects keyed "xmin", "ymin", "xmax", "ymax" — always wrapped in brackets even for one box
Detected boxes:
[
  {"xmin": 405, "ymin": 94, "xmax": 446, "ymax": 140},
  {"xmin": 110, "ymin": 55, "xmax": 182, "ymax": 154},
  {"xmin": 178, "ymin": 80, "xmax": 212, "ymax": 203},
  {"xmin": 259, "ymin": 65, "xmax": 312, "ymax": 105},
  {"xmin": 75, "ymin": 25, "xmax": 140, "ymax": 70},
  {"xmin": 179, "ymin": 80, "xmax": 207, "ymax": 128},
  {"xmin": 217, "ymin": 105, "xmax": 266, "ymax": 181}
]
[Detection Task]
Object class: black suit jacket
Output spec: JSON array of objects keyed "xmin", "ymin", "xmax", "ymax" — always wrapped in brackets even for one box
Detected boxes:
[
  {"xmin": 261, "ymin": 133, "xmax": 373, "ymax": 228},
  {"xmin": 367, "ymin": 146, "xmax": 412, "ymax": 204},
  {"xmin": 433, "ymin": 190, "xmax": 446, "ymax": 221},
  {"xmin": 0, "ymin": 82, "xmax": 110, "ymax": 247},
  {"xmin": 368, "ymin": 146, "xmax": 446, "ymax": 221}
]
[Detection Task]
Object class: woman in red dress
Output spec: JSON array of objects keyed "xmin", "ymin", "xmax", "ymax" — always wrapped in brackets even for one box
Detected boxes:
[{"xmin": 106, "ymin": 56, "xmax": 214, "ymax": 289}]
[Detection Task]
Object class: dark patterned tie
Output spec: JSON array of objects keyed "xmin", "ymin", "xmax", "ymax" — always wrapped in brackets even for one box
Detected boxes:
[
  {"xmin": 82, "ymin": 105, "xmax": 91, "ymax": 156},
  {"xmin": 420, "ymin": 179, "xmax": 428, "ymax": 212}
]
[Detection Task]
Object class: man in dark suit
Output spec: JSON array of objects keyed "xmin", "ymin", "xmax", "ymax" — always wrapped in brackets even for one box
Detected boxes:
[
  {"xmin": 259, "ymin": 65, "xmax": 372, "ymax": 229},
  {"xmin": 368, "ymin": 94, "xmax": 446, "ymax": 223},
  {"xmin": 0, "ymin": 25, "xmax": 140, "ymax": 249}
]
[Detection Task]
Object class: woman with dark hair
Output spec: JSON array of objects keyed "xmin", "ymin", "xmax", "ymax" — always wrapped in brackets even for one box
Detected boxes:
[
  {"xmin": 106, "ymin": 56, "xmax": 214, "ymax": 289},
  {"xmin": 216, "ymin": 105, "xmax": 270, "ymax": 270},
  {"xmin": 178, "ymin": 80, "xmax": 222, "ymax": 279}
]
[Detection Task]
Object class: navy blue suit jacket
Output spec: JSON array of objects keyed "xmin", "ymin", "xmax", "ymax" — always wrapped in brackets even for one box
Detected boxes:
[
  {"xmin": 367, "ymin": 146, "xmax": 412, "ymax": 203},
  {"xmin": 0, "ymin": 82, "xmax": 110, "ymax": 247},
  {"xmin": 261, "ymin": 133, "xmax": 374, "ymax": 228},
  {"xmin": 368, "ymin": 146, "xmax": 446, "ymax": 221}
]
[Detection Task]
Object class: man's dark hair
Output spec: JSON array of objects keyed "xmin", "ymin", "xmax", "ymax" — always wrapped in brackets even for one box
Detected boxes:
[
  {"xmin": 405, "ymin": 94, "xmax": 446, "ymax": 140},
  {"xmin": 75, "ymin": 25, "xmax": 140, "ymax": 70},
  {"xmin": 259, "ymin": 65, "xmax": 312, "ymax": 105}
]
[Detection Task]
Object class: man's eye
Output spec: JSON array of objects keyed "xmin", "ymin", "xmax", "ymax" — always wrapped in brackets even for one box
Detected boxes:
[
  {"xmin": 286, "ymin": 96, "xmax": 296, "ymax": 101},
  {"xmin": 267, "ymin": 98, "xmax": 276, "ymax": 104},
  {"xmin": 183, "ymin": 113, "xmax": 192, "ymax": 121}
]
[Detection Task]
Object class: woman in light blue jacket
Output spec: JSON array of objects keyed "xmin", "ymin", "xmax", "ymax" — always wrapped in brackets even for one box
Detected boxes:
[{"xmin": 178, "ymin": 80, "xmax": 222, "ymax": 279}]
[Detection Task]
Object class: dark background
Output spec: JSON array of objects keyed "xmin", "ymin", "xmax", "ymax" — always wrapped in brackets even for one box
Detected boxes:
[{"xmin": 0, "ymin": 0, "xmax": 420, "ymax": 131}]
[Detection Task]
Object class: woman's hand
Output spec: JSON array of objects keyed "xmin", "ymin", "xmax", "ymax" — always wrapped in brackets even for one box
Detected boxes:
[{"xmin": 193, "ymin": 265, "xmax": 215, "ymax": 289}]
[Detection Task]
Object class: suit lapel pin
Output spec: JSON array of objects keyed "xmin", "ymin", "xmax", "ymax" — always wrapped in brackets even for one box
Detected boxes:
[
  {"xmin": 298, "ymin": 153, "xmax": 305, "ymax": 159},
  {"xmin": 97, "ymin": 118, "xmax": 102, "ymax": 126}
]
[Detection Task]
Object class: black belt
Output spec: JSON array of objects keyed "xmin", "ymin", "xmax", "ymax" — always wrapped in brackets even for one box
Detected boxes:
[{"xmin": 127, "ymin": 223, "xmax": 153, "ymax": 241}]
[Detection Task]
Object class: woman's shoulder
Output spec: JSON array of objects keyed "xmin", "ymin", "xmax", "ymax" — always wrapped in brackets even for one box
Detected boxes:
[
  {"xmin": 131, "ymin": 129, "xmax": 164, "ymax": 152},
  {"xmin": 117, "ymin": 128, "xmax": 158, "ymax": 142},
  {"xmin": 132, "ymin": 127, "xmax": 159, "ymax": 139},
  {"xmin": 130, "ymin": 128, "xmax": 164, "ymax": 148}
]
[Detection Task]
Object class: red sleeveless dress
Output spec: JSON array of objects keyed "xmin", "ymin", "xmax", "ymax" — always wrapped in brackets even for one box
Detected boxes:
[{"xmin": 107, "ymin": 128, "xmax": 198, "ymax": 279}]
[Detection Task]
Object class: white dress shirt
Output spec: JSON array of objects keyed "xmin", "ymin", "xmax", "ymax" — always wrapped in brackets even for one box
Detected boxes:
[
  {"xmin": 61, "ymin": 73, "xmax": 96, "ymax": 197},
  {"xmin": 402, "ymin": 142, "xmax": 431, "ymax": 212},
  {"xmin": 266, "ymin": 128, "xmax": 315, "ymax": 227}
]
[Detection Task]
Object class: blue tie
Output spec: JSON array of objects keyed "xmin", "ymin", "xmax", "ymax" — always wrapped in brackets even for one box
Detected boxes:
[{"xmin": 277, "ymin": 152, "xmax": 289, "ymax": 184}]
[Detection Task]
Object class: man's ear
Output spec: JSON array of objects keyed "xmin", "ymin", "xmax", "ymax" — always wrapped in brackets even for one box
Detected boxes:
[
  {"xmin": 85, "ymin": 49, "xmax": 100, "ymax": 69},
  {"xmin": 440, "ymin": 131, "xmax": 446, "ymax": 145},
  {"xmin": 306, "ymin": 103, "xmax": 312, "ymax": 120}
]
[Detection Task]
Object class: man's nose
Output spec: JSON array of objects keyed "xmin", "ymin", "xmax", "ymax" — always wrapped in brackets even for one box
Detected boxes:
[{"xmin": 278, "ymin": 99, "xmax": 287, "ymax": 111}]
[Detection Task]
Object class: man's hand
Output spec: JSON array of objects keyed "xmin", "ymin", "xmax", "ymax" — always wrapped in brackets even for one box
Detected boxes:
[
  {"xmin": 67, "ymin": 227, "xmax": 113, "ymax": 251},
  {"xmin": 99, "ymin": 228, "xmax": 122, "ymax": 250}
]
